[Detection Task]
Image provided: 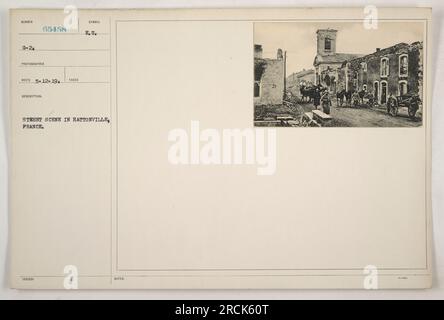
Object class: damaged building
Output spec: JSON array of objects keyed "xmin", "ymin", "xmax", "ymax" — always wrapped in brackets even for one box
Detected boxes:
[
  {"xmin": 313, "ymin": 28, "xmax": 423, "ymax": 104},
  {"xmin": 338, "ymin": 42, "xmax": 423, "ymax": 104},
  {"xmin": 254, "ymin": 44, "xmax": 285, "ymax": 105}
]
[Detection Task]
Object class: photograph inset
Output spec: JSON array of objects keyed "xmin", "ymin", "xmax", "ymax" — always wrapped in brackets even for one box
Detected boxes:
[{"xmin": 254, "ymin": 22, "xmax": 424, "ymax": 127}]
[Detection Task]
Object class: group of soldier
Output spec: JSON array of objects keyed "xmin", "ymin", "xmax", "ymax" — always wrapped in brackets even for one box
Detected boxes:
[
  {"xmin": 297, "ymin": 83, "xmax": 401, "ymax": 116},
  {"xmin": 311, "ymin": 85, "xmax": 391, "ymax": 113}
]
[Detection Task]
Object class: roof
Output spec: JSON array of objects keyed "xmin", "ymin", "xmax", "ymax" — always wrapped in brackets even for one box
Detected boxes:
[
  {"xmin": 288, "ymin": 69, "xmax": 315, "ymax": 79},
  {"xmin": 316, "ymin": 29, "xmax": 337, "ymax": 33},
  {"xmin": 296, "ymin": 69, "xmax": 315, "ymax": 77},
  {"xmin": 340, "ymin": 42, "xmax": 421, "ymax": 67},
  {"xmin": 314, "ymin": 53, "xmax": 364, "ymax": 65}
]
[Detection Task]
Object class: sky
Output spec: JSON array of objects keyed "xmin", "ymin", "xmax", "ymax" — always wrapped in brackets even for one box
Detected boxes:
[{"xmin": 254, "ymin": 21, "xmax": 424, "ymax": 75}]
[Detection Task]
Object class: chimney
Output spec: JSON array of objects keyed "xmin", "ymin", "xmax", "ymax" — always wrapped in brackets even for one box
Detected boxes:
[
  {"xmin": 376, "ymin": 48, "xmax": 381, "ymax": 52},
  {"xmin": 277, "ymin": 48, "xmax": 283, "ymax": 60},
  {"xmin": 254, "ymin": 44, "xmax": 263, "ymax": 59}
]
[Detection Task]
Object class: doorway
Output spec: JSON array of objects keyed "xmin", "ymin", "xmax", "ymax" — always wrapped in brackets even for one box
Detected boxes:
[
  {"xmin": 381, "ymin": 81, "xmax": 387, "ymax": 104},
  {"xmin": 374, "ymin": 81, "xmax": 379, "ymax": 103}
]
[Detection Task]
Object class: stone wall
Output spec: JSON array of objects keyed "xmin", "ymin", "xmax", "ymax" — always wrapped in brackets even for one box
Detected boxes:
[{"xmin": 254, "ymin": 58, "xmax": 284, "ymax": 105}]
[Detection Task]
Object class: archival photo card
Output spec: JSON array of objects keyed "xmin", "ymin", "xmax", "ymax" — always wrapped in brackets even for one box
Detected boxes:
[{"xmin": 9, "ymin": 7, "xmax": 432, "ymax": 289}]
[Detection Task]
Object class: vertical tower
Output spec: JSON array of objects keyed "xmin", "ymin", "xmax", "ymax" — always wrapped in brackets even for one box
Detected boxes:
[{"xmin": 316, "ymin": 29, "xmax": 337, "ymax": 56}]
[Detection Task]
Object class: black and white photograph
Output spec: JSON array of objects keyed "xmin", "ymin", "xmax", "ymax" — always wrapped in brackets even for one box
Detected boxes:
[{"xmin": 254, "ymin": 21, "xmax": 425, "ymax": 127}]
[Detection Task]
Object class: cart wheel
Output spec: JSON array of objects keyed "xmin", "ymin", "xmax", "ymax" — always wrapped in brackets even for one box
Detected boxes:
[{"xmin": 408, "ymin": 104, "xmax": 418, "ymax": 119}]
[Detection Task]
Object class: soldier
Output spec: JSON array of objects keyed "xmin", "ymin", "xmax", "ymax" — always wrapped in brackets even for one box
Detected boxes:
[
  {"xmin": 313, "ymin": 85, "xmax": 322, "ymax": 110},
  {"xmin": 387, "ymin": 93, "xmax": 398, "ymax": 115},
  {"xmin": 321, "ymin": 88, "xmax": 331, "ymax": 114},
  {"xmin": 365, "ymin": 91, "xmax": 375, "ymax": 108},
  {"xmin": 351, "ymin": 91, "xmax": 360, "ymax": 108}
]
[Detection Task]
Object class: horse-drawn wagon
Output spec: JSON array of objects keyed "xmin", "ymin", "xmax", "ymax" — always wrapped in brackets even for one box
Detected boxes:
[{"xmin": 387, "ymin": 94, "xmax": 421, "ymax": 119}]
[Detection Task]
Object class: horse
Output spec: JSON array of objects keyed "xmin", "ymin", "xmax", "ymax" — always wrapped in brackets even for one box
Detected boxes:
[
  {"xmin": 300, "ymin": 85, "xmax": 315, "ymax": 103},
  {"xmin": 336, "ymin": 89, "xmax": 346, "ymax": 107},
  {"xmin": 343, "ymin": 90, "xmax": 353, "ymax": 106}
]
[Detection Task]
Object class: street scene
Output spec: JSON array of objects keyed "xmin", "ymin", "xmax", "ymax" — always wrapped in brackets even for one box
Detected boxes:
[{"xmin": 254, "ymin": 22, "xmax": 424, "ymax": 127}]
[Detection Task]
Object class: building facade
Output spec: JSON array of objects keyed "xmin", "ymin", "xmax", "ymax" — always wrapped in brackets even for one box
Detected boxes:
[
  {"xmin": 254, "ymin": 44, "xmax": 285, "ymax": 105},
  {"xmin": 338, "ymin": 42, "xmax": 423, "ymax": 104}
]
